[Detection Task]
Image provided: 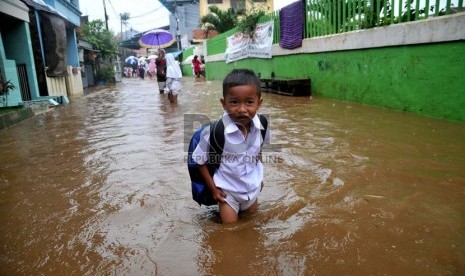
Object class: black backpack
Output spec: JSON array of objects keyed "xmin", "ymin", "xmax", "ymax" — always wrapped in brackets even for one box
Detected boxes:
[{"xmin": 187, "ymin": 115, "xmax": 268, "ymax": 206}]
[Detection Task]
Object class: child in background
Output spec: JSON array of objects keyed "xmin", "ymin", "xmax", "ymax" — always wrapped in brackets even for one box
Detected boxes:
[
  {"xmin": 191, "ymin": 69, "xmax": 270, "ymax": 224},
  {"xmin": 192, "ymin": 55, "xmax": 203, "ymax": 79},
  {"xmin": 155, "ymin": 49, "xmax": 167, "ymax": 93},
  {"xmin": 148, "ymin": 60, "xmax": 156, "ymax": 80},
  {"xmin": 164, "ymin": 53, "xmax": 182, "ymax": 105}
]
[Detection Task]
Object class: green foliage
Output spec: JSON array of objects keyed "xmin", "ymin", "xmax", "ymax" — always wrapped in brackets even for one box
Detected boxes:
[
  {"xmin": 237, "ymin": 10, "xmax": 266, "ymax": 37},
  {"xmin": 120, "ymin": 13, "xmax": 130, "ymax": 33},
  {"xmin": 237, "ymin": 1, "xmax": 267, "ymax": 37},
  {"xmin": 0, "ymin": 78, "xmax": 15, "ymax": 107},
  {"xmin": 79, "ymin": 19, "xmax": 117, "ymax": 58},
  {"xmin": 200, "ymin": 6, "xmax": 245, "ymax": 34},
  {"xmin": 199, "ymin": 2, "xmax": 270, "ymax": 37},
  {"xmin": 96, "ymin": 65, "xmax": 115, "ymax": 83},
  {"xmin": 120, "ymin": 12, "xmax": 130, "ymax": 22}
]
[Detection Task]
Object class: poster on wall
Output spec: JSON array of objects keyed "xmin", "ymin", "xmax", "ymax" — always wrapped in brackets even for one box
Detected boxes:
[
  {"xmin": 225, "ymin": 32, "xmax": 249, "ymax": 63},
  {"xmin": 225, "ymin": 21, "xmax": 274, "ymax": 63},
  {"xmin": 248, "ymin": 21, "xmax": 274, "ymax": 59},
  {"xmin": 181, "ymin": 34, "xmax": 190, "ymax": 50}
]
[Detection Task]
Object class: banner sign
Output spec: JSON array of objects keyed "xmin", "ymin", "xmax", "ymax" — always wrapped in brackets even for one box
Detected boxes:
[
  {"xmin": 225, "ymin": 32, "xmax": 249, "ymax": 63},
  {"xmin": 225, "ymin": 21, "xmax": 274, "ymax": 63}
]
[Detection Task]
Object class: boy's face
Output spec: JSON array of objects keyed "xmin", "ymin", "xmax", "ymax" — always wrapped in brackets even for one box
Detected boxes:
[{"xmin": 221, "ymin": 85, "xmax": 263, "ymax": 128}]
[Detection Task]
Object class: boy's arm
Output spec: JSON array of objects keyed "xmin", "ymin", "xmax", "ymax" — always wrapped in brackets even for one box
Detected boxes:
[{"xmin": 197, "ymin": 165, "xmax": 226, "ymax": 202}]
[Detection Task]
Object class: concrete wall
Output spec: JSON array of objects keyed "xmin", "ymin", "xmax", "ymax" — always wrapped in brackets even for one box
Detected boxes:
[
  {"xmin": 203, "ymin": 13, "xmax": 465, "ymax": 122},
  {"xmin": 1, "ymin": 21, "xmax": 40, "ymax": 105}
]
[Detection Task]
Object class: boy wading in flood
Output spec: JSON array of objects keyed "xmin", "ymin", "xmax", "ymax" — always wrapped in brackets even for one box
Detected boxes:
[
  {"xmin": 191, "ymin": 69, "xmax": 270, "ymax": 224},
  {"xmin": 164, "ymin": 53, "xmax": 182, "ymax": 105}
]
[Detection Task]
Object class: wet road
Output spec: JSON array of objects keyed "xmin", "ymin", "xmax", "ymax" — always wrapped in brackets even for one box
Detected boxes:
[{"xmin": 1, "ymin": 76, "xmax": 464, "ymax": 275}]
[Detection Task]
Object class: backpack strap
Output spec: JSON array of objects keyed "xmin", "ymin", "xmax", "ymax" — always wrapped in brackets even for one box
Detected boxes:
[
  {"xmin": 208, "ymin": 119, "xmax": 225, "ymax": 172},
  {"xmin": 258, "ymin": 114, "xmax": 268, "ymax": 142},
  {"xmin": 208, "ymin": 115, "xmax": 268, "ymax": 171}
]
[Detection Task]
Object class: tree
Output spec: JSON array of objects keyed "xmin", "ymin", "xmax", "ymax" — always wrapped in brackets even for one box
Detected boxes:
[
  {"xmin": 237, "ymin": 5, "xmax": 266, "ymax": 37},
  {"xmin": 120, "ymin": 13, "xmax": 130, "ymax": 40},
  {"xmin": 78, "ymin": 19, "xmax": 117, "ymax": 58},
  {"xmin": 78, "ymin": 19, "xmax": 117, "ymax": 83},
  {"xmin": 200, "ymin": 6, "xmax": 245, "ymax": 34}
]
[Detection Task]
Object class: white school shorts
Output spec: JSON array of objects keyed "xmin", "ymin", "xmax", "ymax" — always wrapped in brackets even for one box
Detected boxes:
[
  {"xmin": 165, "ymin": 78, "xmax": 181, "ymax": 95},
  {"xmin": 158, "ymin": 81, "xmax": 166, "ymax": 91},
  {"xmin": 223, "ymin": 186, "xmax": 261, "ymax": 214}
]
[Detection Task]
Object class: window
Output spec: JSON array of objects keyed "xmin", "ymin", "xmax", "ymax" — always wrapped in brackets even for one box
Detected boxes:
[
  {"xmin": 231, "ymin": 0, "xmax": 245, "ymax": 10},
  {"xmin": 207, "ymin": 0, "xmax": 223, "ymax": 4}
]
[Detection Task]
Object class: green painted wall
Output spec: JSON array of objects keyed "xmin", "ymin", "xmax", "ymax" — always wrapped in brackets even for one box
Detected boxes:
[
  {"xmin": 181, "ymin": 64, "xmax": 194, "ymax": 76},
  {"xmin": 205, "ymin": 41, "xmax": 465, "ymax": 122},
  {"xmin": 181, "ymin": 47, "xmax": 195, "ymax": 76}
]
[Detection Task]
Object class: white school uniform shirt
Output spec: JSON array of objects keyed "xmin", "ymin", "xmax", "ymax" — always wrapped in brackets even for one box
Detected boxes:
[
  {"xmin": 192, "ymin": 112, "xmax": 271, "ymax": 193},
  {"xmin": 164, "ymin": 53, "xmax": 183, "ymax": 94}
]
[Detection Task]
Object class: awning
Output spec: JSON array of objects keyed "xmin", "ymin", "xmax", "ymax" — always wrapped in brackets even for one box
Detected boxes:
[
  {"xmin": 169, "ymin": 50, "xmax": 182, "ymax": 58},
  {"xmin": 118, "ymin": 32, "xmax": 144, "ymax": 49},
  {"xmin": 21, "ymin": 0, "xmax": 70, "ymax": 23}
]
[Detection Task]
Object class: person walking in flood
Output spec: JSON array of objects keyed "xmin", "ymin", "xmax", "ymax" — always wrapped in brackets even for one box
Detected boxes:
[
  {"xmin": 192, "ymin": 55, "xmax": 203, "ymax": 80},
  {"xmin": 138, "ymin": 62, "xmax": 146, "ymax": 79},
  {"xmin": 147, "ymin": 59, "xmax": 156, "ymax": 80},
  {"xmin": 155, "ymin": 49, "xmax": 167, "ymax": 93},
  {"xmin": 191, "ymin": 69, "xmax": 270, "ymax": 224},
  {"xmin": 164, "ymin": 53, "xmax": 182, "ymax": 105}
]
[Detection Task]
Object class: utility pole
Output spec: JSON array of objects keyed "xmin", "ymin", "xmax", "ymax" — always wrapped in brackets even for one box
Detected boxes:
[
  {"xmin": 176, "ymin": 19, "xmax": 180, "ymax": 51},
  {"xmin": 103, "ymin": 0, "xmax": 109, "ymax": 30},
  {"xmin": 175, "ymin": 0, "xmax": 180, "ymax": 51}
]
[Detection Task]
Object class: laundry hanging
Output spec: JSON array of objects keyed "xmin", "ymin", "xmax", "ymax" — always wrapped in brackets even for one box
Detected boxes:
[{"xmin": 279, "ymin": 0, "xmax": 304, "ymax": 50}]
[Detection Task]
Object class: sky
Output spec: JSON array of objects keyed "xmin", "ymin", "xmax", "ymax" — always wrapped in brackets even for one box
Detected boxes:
[
  {"xmin": 79, "ymin": 0, "xmax": 295, "ymax": 35},
  {"xmin": 79, "ymin": 0, "xmax": 171, "ymax": 34}
]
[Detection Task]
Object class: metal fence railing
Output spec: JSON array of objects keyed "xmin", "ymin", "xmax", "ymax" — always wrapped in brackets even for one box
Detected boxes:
[
  {"xmin": 16, "ymin": 64, "xmax": 31, "ymax": 101},
  {"xmin": 206, "ymin": 0, "xmax": 462, "ymax": 56},
  {"xmin": 305, "ymin": 0, "xmax": 463, "ymax": 37}
]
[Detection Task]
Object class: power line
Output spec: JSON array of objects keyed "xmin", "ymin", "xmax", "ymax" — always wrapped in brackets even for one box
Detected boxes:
[
  {"xmin": 102, "ymin": 1, "xmax": 169, "ymax": 34},
  {"xmin": 129, "ymin": 6, "xmax": 166, "ymax": 19},
  {"xmin": 107, "ymin": 0, "xmax": 118, "ymax": 18}
]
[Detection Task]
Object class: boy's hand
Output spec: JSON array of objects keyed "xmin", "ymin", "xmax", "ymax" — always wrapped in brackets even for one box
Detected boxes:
[{"xmin": 213, "ymin": 187, "xmax": 226, "ymax": 203}]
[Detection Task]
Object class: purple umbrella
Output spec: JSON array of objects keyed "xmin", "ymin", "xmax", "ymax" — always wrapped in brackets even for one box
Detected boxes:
[{"xmin": 138, "ymin": 29, "xmax": 176, "ymax": 49}]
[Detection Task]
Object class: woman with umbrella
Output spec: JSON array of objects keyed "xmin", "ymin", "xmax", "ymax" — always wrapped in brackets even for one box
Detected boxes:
[
  {"xmin": 155, "ymin": 49, "xmax": 167, "ymax": 94},
  {"xmin": 138, "ymin": 29, "xmax": 175, "ymax": 94}
]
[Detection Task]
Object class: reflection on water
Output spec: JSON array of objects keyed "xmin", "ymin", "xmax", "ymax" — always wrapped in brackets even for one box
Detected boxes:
[{"xmin": 0, "ymin": 77, "xmax": 464, "ymax": 275}]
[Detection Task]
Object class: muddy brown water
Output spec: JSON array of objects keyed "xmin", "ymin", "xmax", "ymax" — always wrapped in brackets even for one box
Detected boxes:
[{"xmin": 0, "ymin": 77, "xmax": 464, "ymax": 275}]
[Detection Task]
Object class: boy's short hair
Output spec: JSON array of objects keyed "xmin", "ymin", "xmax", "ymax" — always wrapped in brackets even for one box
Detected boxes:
[{"xmin": 222, "ymin": 69, "xmax": 261, "ymax": 98}]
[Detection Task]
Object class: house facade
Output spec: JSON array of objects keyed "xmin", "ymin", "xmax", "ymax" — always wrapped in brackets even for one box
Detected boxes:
[
  {"xmin": 199, "ymin": 0, "xmax": 274, "ymax": 17},
  {"xmin": 0, "ymin": 0, "xmax": 83, "ymax": 108},
  {"xmin": 159, "ymin": 0, "xmax": 200, "ymax": 50},
  {"xmin": 0, "ymin": 0, "xmax": 39, "ymax": 106},
  {"xmin": 154, "ymin": 0, "xmax": 274, "ymax": 51}
]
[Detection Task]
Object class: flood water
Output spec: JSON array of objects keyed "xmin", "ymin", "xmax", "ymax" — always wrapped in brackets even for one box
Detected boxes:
[{"xmin": 1, "ymin": 76, "xmax": 464, "ymax": 275}]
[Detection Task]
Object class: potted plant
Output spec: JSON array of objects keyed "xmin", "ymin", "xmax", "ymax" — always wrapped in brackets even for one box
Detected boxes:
[
  {"xmin": 0, "ymin": 73, "xmax": 16, "ymax": 107},
  {"xmin": 237, "ymin": 4, "xmax": 266, "ymax": 38},
  {"xmin": 96, "ymin": 64, "xmax": 115, "ymax": 85}
]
